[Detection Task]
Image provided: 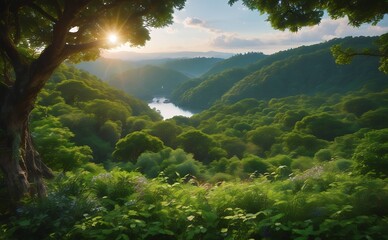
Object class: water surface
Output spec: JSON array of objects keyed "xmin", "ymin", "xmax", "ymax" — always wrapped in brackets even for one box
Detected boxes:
[{"xmin": 148, "ymin": 97, "xmax": 193, "ymax": 119}]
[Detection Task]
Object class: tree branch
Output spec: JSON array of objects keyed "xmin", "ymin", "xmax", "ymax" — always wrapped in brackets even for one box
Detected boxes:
[
  {"xmin": 29, "ymin": 3, "xmax": 58, "ymax": 23},
  {"xmin": 62, "ymin": 40, "xmax": 104, "ymax": 57},
  {"xmin": 50, "ymin": 0, "xmax": 91, "ymax": 50},
  {"xmin": 0, "ymin": 25, "xmax": 25, "ymax": 70},
  {"xmin": 53, "ymin": 0, "xmax": 63, "ymax": 19},
  {"xmin": 344, "ymin": 51, "xmax": 387, "ymax": 58}
]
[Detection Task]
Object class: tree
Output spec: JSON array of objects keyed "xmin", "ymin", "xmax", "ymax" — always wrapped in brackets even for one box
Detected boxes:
[
  {"xmin": 148, "ymin": 121, "xmax": 182, "ymax": 147},
  {"xmin": 112, "ymin": 132, "xmax": 164, "ymax": 162},
  {"xmin": 247, "ymin": 126, "xmax": 282, "ymax": 152},
  {"xmin": 229, "ymin": 0, "xmax": 386, "ymax": 31},
  {"xmin": 295, "ymin": 113, "xmax": 352, "ymax": 141},
  {"xmin": 229, "ymin": 0, "xmax": 388, "ymax": 73},
  {"xmin": 0, "ymin": 0, "xmax": 185, "ymax": 204},
  {"xmin": 32, "ymin": 116, "xmax": 93, "ymax": 172},
  {"xmin": 177, "ymin": 130, "xmax": 218, "ymax": 163}
]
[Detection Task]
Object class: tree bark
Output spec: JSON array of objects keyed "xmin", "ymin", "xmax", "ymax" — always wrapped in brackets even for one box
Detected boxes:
[{"xmin": 0, "ymin": 71, "xmax": 54, "ymax": 208}]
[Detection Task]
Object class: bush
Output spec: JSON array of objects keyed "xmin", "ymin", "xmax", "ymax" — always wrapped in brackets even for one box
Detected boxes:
[
  {"xmin": 314, "ymin": 149, "xmax": 332, "ymax": 162},
  {"xmin": 113, "ymin": 131, "xmax": 164, "ymax": 162},
  {"xmin": 2, "ymin": 170, "xmax": 388, "ymax": 240},
  {"xmin": 352, "ymin": 129, "xmax": 388, "ymax": 177},
  {"xmin": 241, "ymin": 156, "xmax": 270, "ymax": 175},
  {"xmin": 342, "ymin": 97, "xmax": 377, "ymax": 117},
  {"xmin": 334, "ymin": 159, "xmax": 354, "ymax": 172}
]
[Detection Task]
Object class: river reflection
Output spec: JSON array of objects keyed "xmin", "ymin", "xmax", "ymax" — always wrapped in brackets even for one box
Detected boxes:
[{"xmin": 148, "ymin": 97, "xmax": 193, "ymax": 119}]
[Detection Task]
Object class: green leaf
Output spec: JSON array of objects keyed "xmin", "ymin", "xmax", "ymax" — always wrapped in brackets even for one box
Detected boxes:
[{"xmin": 18, "ymin": 220, "xmax": 31, "ymax": 227}]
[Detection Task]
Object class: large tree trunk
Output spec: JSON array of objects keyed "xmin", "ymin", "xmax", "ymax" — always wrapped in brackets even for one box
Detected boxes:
[{"xmin": 0, "ymin": 70, "xmax": 54, "ymax": 208}]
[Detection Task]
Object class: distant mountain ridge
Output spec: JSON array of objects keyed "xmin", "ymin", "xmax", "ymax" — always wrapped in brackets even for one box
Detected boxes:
[
  {"xmin": 172, "ymin": 36, "xmax": 388, "ymax": 110},
  {"xmin": 76, "ymin": 57, "xmax": 225, "ymax": 80},
  {"xmin": 76, "ymin": 58, "xmax": 134, "ymax": 81},
  {"xmin": 109, "ymin": 65, "xmax": 190, "ymax": 101},
  {"xmin": 102, "ymin": 51, "xmax": 234, "ymax": 60},
  {"xmin": 203, "ymin": 52, "xmax": 267, "ymax": 77}
]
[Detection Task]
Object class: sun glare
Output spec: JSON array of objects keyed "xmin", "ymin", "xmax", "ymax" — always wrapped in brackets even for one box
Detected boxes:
[{"xmin": 108, "ymin": 34, "xmax": 118, "ymax": 44}]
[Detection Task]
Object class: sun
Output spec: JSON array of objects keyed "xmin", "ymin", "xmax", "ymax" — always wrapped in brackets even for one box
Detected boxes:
[{"xmin": 108, "ymin": 33, "xmax": 118, "ymax": 44}]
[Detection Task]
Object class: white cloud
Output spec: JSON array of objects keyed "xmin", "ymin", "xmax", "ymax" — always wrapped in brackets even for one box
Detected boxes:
[
  {"xmin": 183, "ymin": 17, "xmax": 207, "ymax": 28},
  {"xmin": 208, "ymin": 17, "xmax": 388, "ymax": 52},
  {"xmin": 211, "ymin": 34, "xmax": 262, "ymax": 49},
  {"xmin": 183, "ymin": 17, "xmax": 221, "ymax": 34},
  {"xmin": 165, "ymin": 27, "xmax": 177, "ymax": 34}
]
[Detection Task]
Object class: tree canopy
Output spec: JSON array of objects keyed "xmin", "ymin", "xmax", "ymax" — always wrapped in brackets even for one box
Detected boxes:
[
  {"xmin": 229, "ymin": 0, "xmax": 387, "ymax": 32},
  {"xmin": 0, "ymin": 0, "xmax": 186, "ymax": 204},
  {"xmin": 229, "ymin": 0, "xmax": 388, "ymax": 73},
  {"xmin": 0, "ymin": 0, "xmax": 185, "ymax": 68}
]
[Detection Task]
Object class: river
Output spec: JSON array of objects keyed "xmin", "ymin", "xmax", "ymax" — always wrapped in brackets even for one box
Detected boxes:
[{"xmin": 148, "ymin": 97, "xmax": 194, "ymax": 120}]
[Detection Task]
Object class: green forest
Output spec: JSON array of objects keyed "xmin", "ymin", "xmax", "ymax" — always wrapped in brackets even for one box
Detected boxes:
[
  {"xmin": 1, "ymin": 0, "xmax": 388, "ymax": 239},
  {"xmin": 1, "ymin": 35, "xmax": 388, "ymax": 239}
]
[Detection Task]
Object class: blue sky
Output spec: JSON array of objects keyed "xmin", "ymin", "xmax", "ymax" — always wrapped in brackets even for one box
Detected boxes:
[{"xmin": 105, "ymin": 0, "xmax": 388, "ymax": 57}]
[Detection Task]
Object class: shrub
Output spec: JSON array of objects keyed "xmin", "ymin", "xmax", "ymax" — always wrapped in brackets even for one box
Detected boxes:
[
  {"xmin": 241, "ymin": 156, "xmax": 270, "ymax": 175},
  {"xmin": 334, "ymin": 159, "xmax": 354, "ymax": 172},
  {"xmin": 352, "ymin": 129, "xmax": 388, "ymax": 177},
  {"xmin": 113, "ymin": 131, "xmax": 164, "ymax": 162},
  {"xmin": 314, "ymin": 149, "xmax": 332, "ymax": 162}
]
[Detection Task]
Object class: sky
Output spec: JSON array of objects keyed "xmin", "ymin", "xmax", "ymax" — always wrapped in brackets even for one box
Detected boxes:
[{"xmin": 104, "ymin": 0, "xmax": 388, "ymax": 57}]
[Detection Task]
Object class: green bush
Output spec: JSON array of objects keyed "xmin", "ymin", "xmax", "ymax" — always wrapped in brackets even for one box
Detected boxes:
[
  {"xmin": 334, "ymin": 159, "xmax": 354, "ymax": 172},
  {"xmin": 314, "ymin": 149, "xmax": 332, "ymax": 162},
  {"xmin": 352, "ymin": 129, "xmax": 388, "ymax": 177},
  {"xmin": 241, "ymin": 156, "xmax": 270, "ymax": 175},
  {"xmin": 2, "ymin": 170, "xmax": 388, "ymax": 240},
  {"xmin": 113, "ymin": 131, "xmax": 164, "ymax": 162}
]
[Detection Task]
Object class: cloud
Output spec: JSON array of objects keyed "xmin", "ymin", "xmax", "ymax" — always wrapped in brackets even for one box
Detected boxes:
[
  {"xmin": 183, "ymin": 17, "xmax": 207, "ymax": 28},
  {"xmin": 182, "ymin": 17, "xmax": 221, "ymax": 34},
  {"xmin": 273, "ymin": 17, "xmax": 388, "ymax": 44},
  {"xmin": 165, "ymin": 27, "xmax": 177, "ymax": 34},
  {"xmin": 218, "ymin": 17, "xmax": 388, "ymax": 52},
  {"xmin": 211, "ymin": 34, "xmax": 262, "ymax": 49}
]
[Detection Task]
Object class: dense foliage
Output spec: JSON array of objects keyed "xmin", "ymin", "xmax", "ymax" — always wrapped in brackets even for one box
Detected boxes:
[
  {"xmin": 1, "ymin": 37, "xmax": 387, "ymax": 239},
  {"xmin": 2, "ymin": 168, "xmax": 387, "ymax": 240},
  {"xmin": 229, "ymin": 0, "xmax": 387, "ymax": 31}
]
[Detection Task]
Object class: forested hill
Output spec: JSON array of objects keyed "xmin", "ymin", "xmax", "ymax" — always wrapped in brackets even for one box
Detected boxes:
[
  {"xmin": 34, "ymin": 64, "xmax": 161, "ymax": 163},
  {"xmin": 173, "ymin": 36, "xmax": 387, "ymax": 110},
  {"xmin": 109, "ymin": 65, "xmax": 190, "ymax": 100},
  {"xmin": 76, "ymin": 57, "xmax": 224, "ymax": 80},
  {"xmin": 159, "ymin": 57, "xmax": 224, "ymax": 77},
  {"xmin": 203, "ymin": 52, "xmax": 267, "ymax": 77},
  {"xmin": 75, "ymin": 58, "xmax": 135, "ymax": 81}
]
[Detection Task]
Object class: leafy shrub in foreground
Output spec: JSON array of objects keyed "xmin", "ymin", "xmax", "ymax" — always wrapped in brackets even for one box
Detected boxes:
[{"xmin": 1, "ymin": 169, "xmax": 387, "ymax": 240}]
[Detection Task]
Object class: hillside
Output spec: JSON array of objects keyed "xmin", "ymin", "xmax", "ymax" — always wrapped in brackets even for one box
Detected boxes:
[
  {"xmin": 36, "ymin": 64, "xmax": 161, "ymax": 163},
  {"xmin": 160, "ymin": 57, "xmax": 224, "ymax": 77},
  {"xmin": 75, "ymin": 58, "xmax": 135, "ymax": 81},
  {"xmin": 203, "ymin": 52, "xmax": 267, "ymax": 77},
  {"xmin": 109, "ymin": 65, "xmax": 190, "ymax": 100},
  {"xmin": 173, "ymin": 36, "xmax": 387, "ymax": 110},
  {"xmin": 76, "ymin": 56, "xmax": 226, "ymax": 80},
  {"xmin": 172, "ymin": 68, "xmax": 248, "ymax": 110}
]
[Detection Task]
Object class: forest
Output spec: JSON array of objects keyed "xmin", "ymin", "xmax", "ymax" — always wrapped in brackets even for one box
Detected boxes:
[
  {"xmin": 0, "ymin": 0, "xmax": 387, "ymax": 239},
  {"xmin": 1, "ymin": 35, "xmax": 388, "ymax": 239}
]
